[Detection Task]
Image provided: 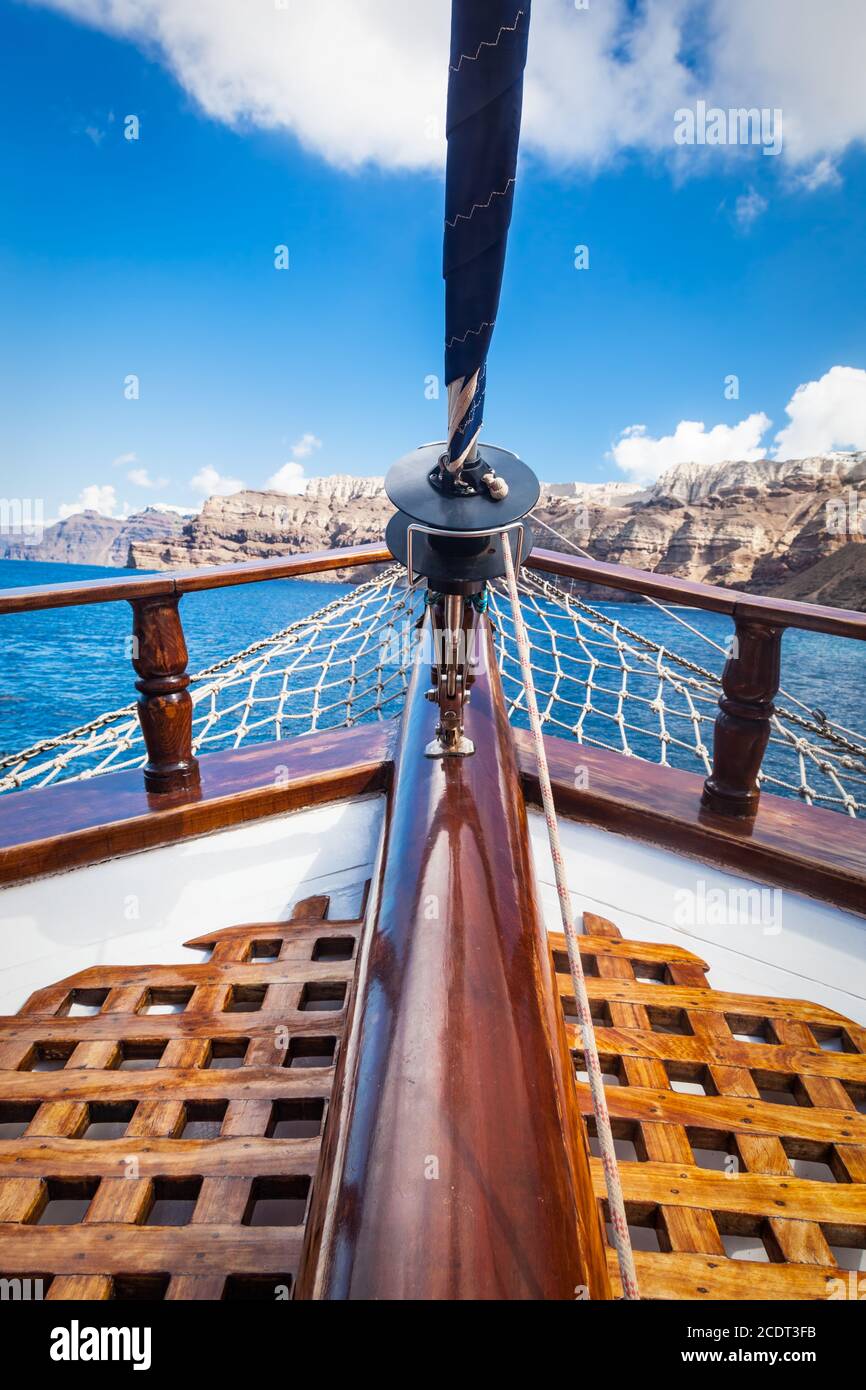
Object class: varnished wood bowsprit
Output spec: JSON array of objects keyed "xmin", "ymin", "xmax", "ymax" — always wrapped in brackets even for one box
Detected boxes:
[{"xmin": 298, "ymin": 612, "xmax": 610, "ymax": 1300}]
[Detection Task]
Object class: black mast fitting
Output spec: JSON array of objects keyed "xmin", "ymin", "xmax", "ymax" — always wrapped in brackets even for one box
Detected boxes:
[{"xmin": 384, "ymin": 440, "xmax": 538, "ymax": 595}]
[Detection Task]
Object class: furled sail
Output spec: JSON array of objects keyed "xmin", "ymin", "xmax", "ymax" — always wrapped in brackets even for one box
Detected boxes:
[{"xmin": 443, "ymin": 2, "xmax": 531, "ymax": 477}]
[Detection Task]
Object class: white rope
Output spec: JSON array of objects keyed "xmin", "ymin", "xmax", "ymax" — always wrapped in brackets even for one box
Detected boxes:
[
  {"xmin": 501, "ymin": 539, "xmax": 640, "ymax": 1301},
  {"xmin": 446, "ymin": 372, "xmax": 481, "ymax": 472}
]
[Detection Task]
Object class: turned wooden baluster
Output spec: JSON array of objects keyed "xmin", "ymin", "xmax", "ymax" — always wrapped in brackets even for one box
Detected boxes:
[
  {"xmin": 701, "ymin": 614, "xmax": 783, "ymax": 818},
  {"xmin": 128, "ymin": 593, "xmax": 200, "ymax": 794}
]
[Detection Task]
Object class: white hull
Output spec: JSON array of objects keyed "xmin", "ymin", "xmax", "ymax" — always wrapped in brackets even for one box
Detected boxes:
[{"xmin": 1, "ymin": 795, "xmax": 864, "ymax": 1025}]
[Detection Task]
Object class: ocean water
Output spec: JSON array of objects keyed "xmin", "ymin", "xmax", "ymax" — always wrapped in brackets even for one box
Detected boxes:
[
  {"xmin": 0, "ymin": 559, "xmax": 863, "ymax": 806},
  {"xmin": 0, "ymin": 560, "xmax": 348, "ymax": 758}
]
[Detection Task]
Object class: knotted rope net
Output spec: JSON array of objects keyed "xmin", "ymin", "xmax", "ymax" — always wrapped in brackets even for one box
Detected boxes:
[
  {"xmin": 3, "ymin": 561, "xmax": 865, "ymax": 815},
  {"xmin": 486, "ymin": 568, "xmax": 866, "ymax": 817},
  {"xmin": 0, "ymin": 568, "xmax": 418, "ymax": 793}
]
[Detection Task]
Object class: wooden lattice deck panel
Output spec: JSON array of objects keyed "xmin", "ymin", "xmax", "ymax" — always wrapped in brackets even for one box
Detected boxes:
[
  {"xmin": 555, "ymin": 911, "xmax": 866, "ymax": 1300},
  {"xmin": 0, "ymin": 893, "xmax": 362, "ymax": 1301},
  {"xmin": 3, "ymin": 889, "xmax": 865, "ymax": 1302}
]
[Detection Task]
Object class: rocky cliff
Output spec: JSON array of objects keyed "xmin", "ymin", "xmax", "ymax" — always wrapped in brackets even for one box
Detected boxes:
[
  {"xmin": 129, "ymin": 477, "xmax": 394, "ymax": 576},
  {"xmin": 38, "ymin": 456, "xmax": 865, "ymax": 608},
  {"xmin": 0, "ymin": 507, "xmax": 190, "ymax": 568},
  {"xmin": 532, "ymin": 452, "xmax": 866, "ymax": 605}
]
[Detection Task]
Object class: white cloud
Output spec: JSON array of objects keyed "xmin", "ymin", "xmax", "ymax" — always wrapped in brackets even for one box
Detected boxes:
[
  {"xmin": 290, "ymin": 432, "xmax": 322, "ymax": 460},
  {"xmin": 58, "ymin": 483, "xmax": 126, "ymax": 519},
  {"xmin": 37, "ymin": 0, "xmax": 449, "ymax": 170},
  {"xmin": 189, "ymin": 464, "xmax": 244, "ymax": 499},
  {"xmin": 611, "ymin": 365, "xmax": 866, "ymax": 481},
  {"xmin": 264, "ymin": 433, "xmax": 321, "ymax": 492},
  {"xmin": 266, "ymin": 461, "xmax": 306, "ymax": 495},
  {"xmin": 734, "ymin": 188, "xmax": 767, "ymax": 229},
  {"xmin": 773, "ymin": 366, "xmax": 866, "ymax": 460},
  {"xmin": 612, "ymin": 414, "xmax": 771, "ymax": 485},
  {"xmin": 127, "ymin": 466, "xmax": 168, "ymax": 488},
  {"xmin": 795, "ymin": 158, "xmax": 842, "ymax": 193},
  {"xmin": 707, "ymin": 2, "xmax": 866, "ymax": 168},
  {"xmin": 30, "ymin": 1, "xmax": 866, "ymax": 175},
  {"xmin": 112, "ymin": 453, "xmax": 169, "ymax": 488}
]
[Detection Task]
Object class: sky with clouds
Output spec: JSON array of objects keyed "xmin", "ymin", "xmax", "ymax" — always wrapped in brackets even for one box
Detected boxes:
[{"xmin": 1, "ymin": 0, "xmax": 866, "ymax": 517}]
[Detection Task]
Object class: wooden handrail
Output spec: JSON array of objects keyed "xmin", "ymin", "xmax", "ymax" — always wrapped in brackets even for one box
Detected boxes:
[
  {"xmin": 530, "ymin": 547, "xmax": 866, "ymax": 641},
  {"xmin": 2, "ymin": 535, "xmax": 862, "ymax": 811},
  {"xmin": 528, "ymin": 547, "xmax": 865, "ymax": 820},
  {"xmin": 514, "ymin": 731, "xmax": 866, "ymax": 918},
  {"xmin": 2, "ymin": 539, "xmax": 862, "ymax": 639},
  {"xmin": 0, "ymin": 542, "xmax": 391, "ymax": 795},
  {"xmin": 0, "ymin": 542, "xmax": 393, "ymax": 615},
  {"xmin": 0, "ymin": 722, "xmax": 397, "ymax": 885}
]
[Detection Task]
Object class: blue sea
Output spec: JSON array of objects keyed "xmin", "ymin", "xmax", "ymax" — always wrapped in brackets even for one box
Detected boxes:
[
  {"xmin": 1, "ymin": 559, "xmax": 863, "ymax": 806},
  {"xmin": 0, "ymin": 559, "xmax": 348, "ymax": 759}
]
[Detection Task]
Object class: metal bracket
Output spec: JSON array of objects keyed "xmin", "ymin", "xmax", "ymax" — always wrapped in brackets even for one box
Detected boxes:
[{"xmin": 405, "ymin": 519, "xmax": 525, "ymax": 588}]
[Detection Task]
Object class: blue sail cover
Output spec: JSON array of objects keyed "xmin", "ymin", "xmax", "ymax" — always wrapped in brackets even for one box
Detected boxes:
[{"xmin": 444, "ymin": 2, "xmax": 531, "ymax": 466}]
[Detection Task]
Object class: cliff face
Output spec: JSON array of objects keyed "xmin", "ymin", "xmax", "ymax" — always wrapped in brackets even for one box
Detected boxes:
[
  {"xmin": 532, "ymin": 453, "xmax": 866, "ymax": 604},
  {"xmin": 46, "ymin": 455, "xmax": 866, "ymax": 608},
  {"xmin": 0, "ymin": 507, "xmax": 189, "ymax": 568},
  {"xmin": 129, "ymin": 479, "xmax": 393, "ymax": 573},
  {"xmin": 771, "ymin": 542, "xmax": 866, "ymax": 609}
]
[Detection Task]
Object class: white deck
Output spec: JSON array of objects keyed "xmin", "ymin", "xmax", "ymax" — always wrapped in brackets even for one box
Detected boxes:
[
  {"xmin": 530, "ymin": 810, "xmax": 866, "ymax": 1026},
  {"xmin": 0, "ymin": 796, "xmax": 384, "ymax": 1015},
  {"xmin": 0, "ymin": 794, "xmax": 864, "ymax": 1025}
]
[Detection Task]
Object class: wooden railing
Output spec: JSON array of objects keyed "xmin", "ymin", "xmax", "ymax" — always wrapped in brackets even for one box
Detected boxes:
[
  {"xmin": 530, "ymin": 547, "xmax": 866, "ymax": 819},
  {"xmin": 0, "ymin": 544, "xmax": 390, "ymax": 795},
  {"xmin": 0, "ymin": 542, "xmax": 393, "ymax": 614},
  {"xmin": 1, "ymin": 539, "xmax": 863, "ymax": 814}
]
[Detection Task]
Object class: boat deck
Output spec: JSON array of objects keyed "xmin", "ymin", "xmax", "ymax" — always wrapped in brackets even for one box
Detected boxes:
[
  {"xmin": 0, "ymin": 891, "xmax": 863, "ymax": 1299},
  {"xmin": 557, "ymin": 911, "xmax": 866, "ymax": 1297}
]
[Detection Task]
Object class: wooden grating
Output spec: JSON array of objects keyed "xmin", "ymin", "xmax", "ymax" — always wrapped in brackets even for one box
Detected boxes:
[
  {"xmin": 1, "ymin": 885, "xmax": 865, "ymax": 1301},
  {"xmin": 555, "ymin": 911, "xmax": 866, "ymax": 1300},
  {"xmin": 0, "ymin": 893, "xmax": 362, "ymax": 1300}
]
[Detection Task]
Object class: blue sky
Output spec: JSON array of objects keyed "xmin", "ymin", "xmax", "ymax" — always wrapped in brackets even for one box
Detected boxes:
[{"xmin": 1, "ymin": 0, "xmax": 865, "ymax": 519}]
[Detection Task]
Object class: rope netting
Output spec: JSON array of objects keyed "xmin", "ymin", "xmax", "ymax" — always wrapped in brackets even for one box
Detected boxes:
[
  {"xmin": 2, "ymin": 562, "xmax": 865, "ymax": 815},
  {"xmin": 0, "ymin": 567, "xmax": 421, "ymax": 794},
  {"xmin": 487, "ymin": 567, "xmax": 866, "ymax": 816}
]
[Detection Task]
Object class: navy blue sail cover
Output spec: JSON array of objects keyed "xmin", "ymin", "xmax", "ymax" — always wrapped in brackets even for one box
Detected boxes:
[{"xmin": 444, "ymin": 2, "xmax": 530, "ymax": 464}]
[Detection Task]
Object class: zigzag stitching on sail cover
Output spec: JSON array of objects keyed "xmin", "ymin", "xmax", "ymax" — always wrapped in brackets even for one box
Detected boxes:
[
  {"xmin": 449, "ymin": 10, "xmax": 526, "ymax": 73},
  {"xmin": 445, "ymin": 319, "xmax": 495, "ymax": 349},
  {"xmin": 445, "ymin": 178, "xmax": 516, "ymax": 228}
]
